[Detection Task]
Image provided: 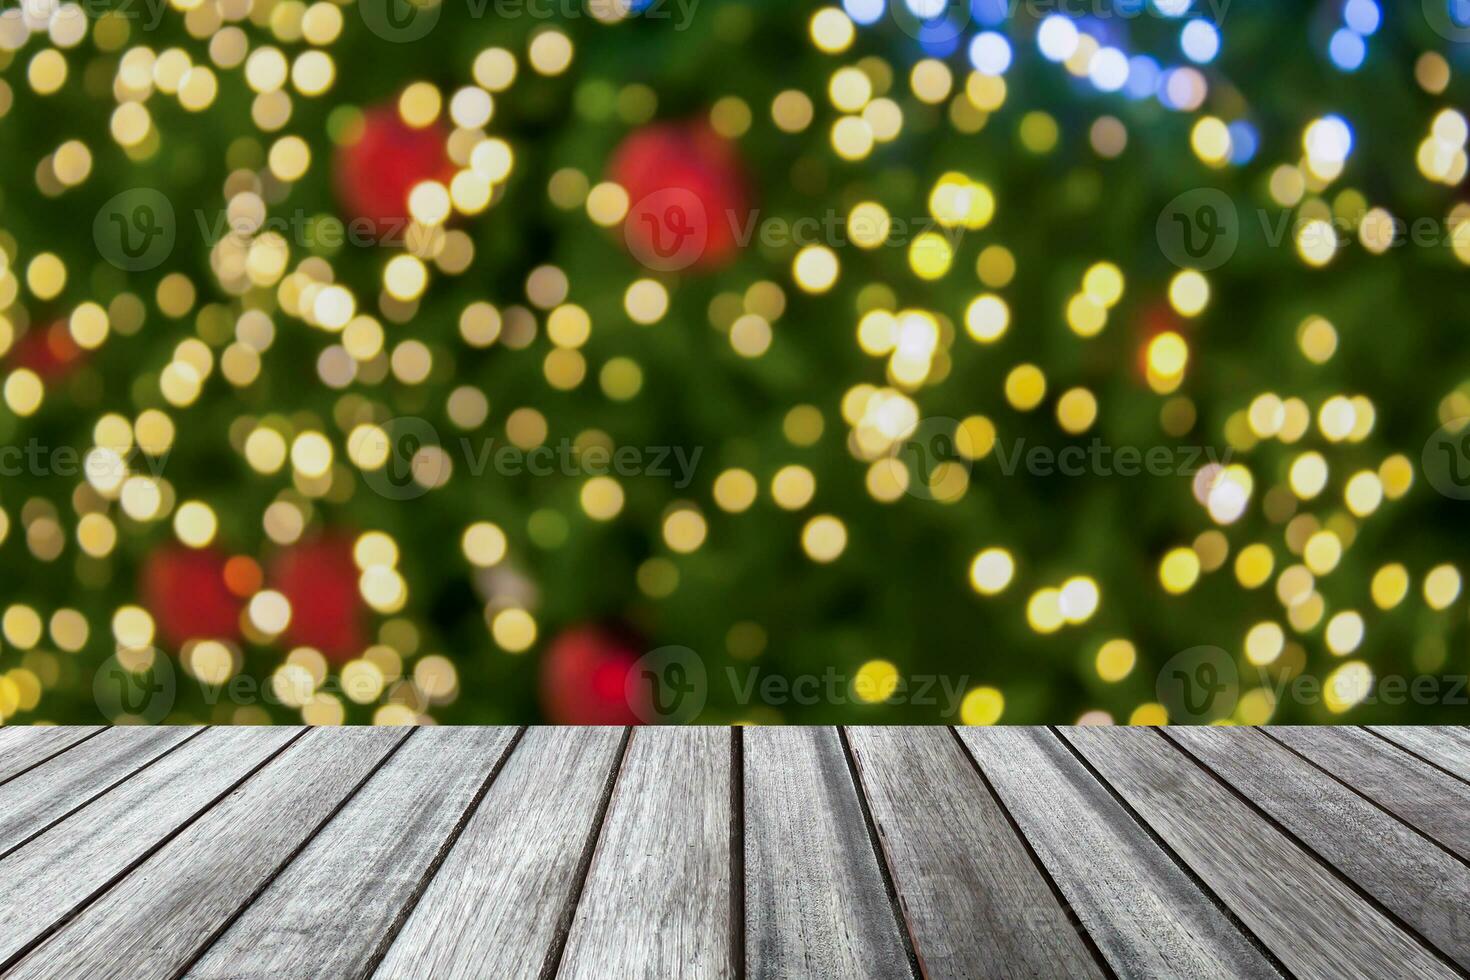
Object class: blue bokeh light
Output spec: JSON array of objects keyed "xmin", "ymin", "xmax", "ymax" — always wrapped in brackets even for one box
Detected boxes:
[
  {"xmin": 1329, "ymin": 28, "xmax": 1366, "ymax": 71},
  {"xmin": 843, "ymin": 0, "xmax": 886, "ymax": 26},
  {"xmin": 969, "ymin": 31, "xmax": 1013, "ymax": 75},
  {"xmin": 1180, "ymin": 20, "xmax": 1220, "ymax": 64},
  {"xmin": 1343, "ymin": 0, "xmax": 1381, "ymax": 35},
  {"xmin": 1125, "ymin": 55, "xmax": 1161, "ymax": 100},
  {"xmin": 1228, "ymin": 121, "xmax": 1259, "ymax": 164}
]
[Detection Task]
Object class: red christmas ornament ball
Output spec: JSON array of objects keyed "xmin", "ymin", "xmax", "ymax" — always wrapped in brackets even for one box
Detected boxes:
[
  {"xmin": 271, "ymin": 534, "xmax": 365, "ymax": 662},
  {"xmin": 9, "ymin": 321, "xmax": 84, "ymax": 380},
  {"xmin": 334, "ymin": 104, "xmax": 454, "ymax": 238},
  {"xmin": 607, "ymin": 120, "xmax": 749, "ymax": 272},
  {"xmin": 539, "ymin": 625, "xmax": 645, "ymax": 725},
  {"xmin": 140, "ymin": 545, "xmax": 242, "ymax": 648}
]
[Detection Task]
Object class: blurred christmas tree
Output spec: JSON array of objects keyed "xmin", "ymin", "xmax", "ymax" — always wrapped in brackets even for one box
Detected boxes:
[{"xmin": 1, "ymin": 0, "xmax": 1469, "ymax": 727}]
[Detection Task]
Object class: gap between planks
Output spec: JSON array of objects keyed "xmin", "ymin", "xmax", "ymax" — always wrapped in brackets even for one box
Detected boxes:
[
  {"xmin": 837, "ymin": 727, "xmax": 923, "ymax": 980},
  {"xmin": 534, "ymin": 727, "xmax": 633, "ymax": 980},
  {"xmin": 6, "ymin": 726, "xmax": 1469, "ymax": 980},
  {"xmin": 0, "ymin": 728, "xmax": 311, "ymax": 975},
  {"xmin": 947, "ymin": 727, "xmax": 1118, "ymax": 980},
  {"xmin": 1255, "ymin": 727, "xmax": 1470, "ymax": 873},
  {"xmin": 1047, "ymin": 727, "xmax": 1292, "ymax": 978},
  {"xmin": 1153, "ymin": 727, "xmax": 1470, "ymax": 979}
]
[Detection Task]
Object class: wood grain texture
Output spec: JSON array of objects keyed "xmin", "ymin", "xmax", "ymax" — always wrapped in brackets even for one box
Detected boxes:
[
  {"xmin": 1369, "ymin": 727, "xmax": 1470, "ymax": 784},
  {"xmin": 5, "ymin": 725, "xmax": 1470, "ymax": 979},
  {"xmin": 0, "ymin": 727, "xmax": 103, "ymax": 785},
  {"xmin": 0, "ymin": 726, "xmax": 301, "ymax": 971},
  {"xmin": 557, "ymin": 727, "xmax": 733, "ymax": 980},
  {"xmin": 186, "ymin": 726, "xmax": 520, "ymax": 980},
  {"xmin": 1270, "ymin": 725, "xmax": 1470, "ymax": 858},
  {"xmin": 958, "ymin": 727, "xmax": 1281, "ymax": 980},
  {"xmin": 0, "ymin": 725, "xmax": 198, "ymax": 857},
  {"xmin": 742, "ymin": 727, "xmax": 912, "ymax": 980},
  {"xmin": 1169, "ymin": 725, "xmax": 1470, "ymax": 969},
  {"xmin": 1062, "ymin": 727, "xmax": 1458, "ymax": 980},
  {"xmin": 373, "ymin": 727, "xmax": 627, "ymax": 980},
  {"xmin": 4, "ymin": 727, "xmax": 405, "ymax": 980},
  {"xmin": 845, "ymin": 727, "xmax": 1105, "ymax": 980}
]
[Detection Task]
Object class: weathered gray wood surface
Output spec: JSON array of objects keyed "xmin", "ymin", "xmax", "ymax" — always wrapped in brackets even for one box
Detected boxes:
[
  {"xmin": 186, "ymin": 727, "xmax": 520, "ymax": 980},
  {"xmin": 0, "ymin": 725, "xmax": 1466, "ymax": 979},
  {"xmin": 743, "ymin": 727, "xmax": 913, "ymax": 980},
  {"xmin": 373, "ymin": 727, "xmax": 627, "ymax": 980},
  {"xmin": 0, "ymin": 726, "xmax": 301, "ymax": 971},
  {"xmin": 0, "ymin": 726, "xmax": 196, "ymax": 858},
  {"xmin": 0, "ymin": 727, "xmax": 102, "ymax": 785},
  {"xmin": 1168, "ymin": 725, "xmax": 1470, "ymax": 969},
  {"xmin": 959, "ymin": 727, "xmax": 1282, "ymax": 979},
  {"xmin": 1370, "ymin": 726, "xmax": 1470, "ymax": 783},
  {"xmin": 5, "ymin": 728, "xmax": 405, "ymax": 980},
  {"xmin": 556, "ymin": 726, "xmax": 735, "ymax": 980},
  {"xmin": 1270, "ymin": 725, "xmax": 1470, "ymax": 858},
  {"xmin": 846, "ymin": 727, "xmax": 1107, "ymax": 979},
  {"xmin": 1063, "ymin": 726, "xmax": 1461, "ymax": 980}
]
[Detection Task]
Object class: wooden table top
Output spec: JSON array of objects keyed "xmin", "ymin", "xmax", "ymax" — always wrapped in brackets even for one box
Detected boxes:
[{"xmin": 0, "ymin": 725, "xmax": 1465, "ymax": 979}]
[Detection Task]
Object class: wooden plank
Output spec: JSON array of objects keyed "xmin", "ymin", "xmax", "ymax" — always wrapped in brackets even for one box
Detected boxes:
[
  {"xmin": 1062, "ymin": 727, "xmax": 1459, "ymax": 980},
  {"xmin": 1369, "ymin": 727, "xmax": 1470, "ymax": 784},
  {"xmin": 0, "ymin": 725, "xmax": 198, "ymax": 857},
  {"xmin": 373, "ymin": 727, "xmax": 627, "ymax": 980},
  {"xmin": 185, "ymin": 727, "xmax": 520, "ymax": 980},
  {"xmin": 1169, "ymin": 726, "xmax": 1470, "ymax": 969},
  {"xmin": 556, "ymin": 727, "xmax": 733, "ymax": 980},
  {"xmin": 0, "ymin": 726, "xmax": 104, "ymax": 785},
  {"xmin": 845, "ymin": 727, "xmax": 1105, "ymax": 980},
  {"xmin": 4, "ymin": 727, "xmax": 406, "ymax": 980},
  {"xmin": 742, "ymin": 727, "xmax": 912, "ymax": 980},
  {"xmin": 0, "ymin": 726, "xmax": 301, "ymax": 970},
  {"xmin": 958, "ymin": 727, "xmax": 1281, "ymax": 979},
  {"xmin": 1269, "ymin": 726, "xmax": 1470, "ymax": 858}
]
